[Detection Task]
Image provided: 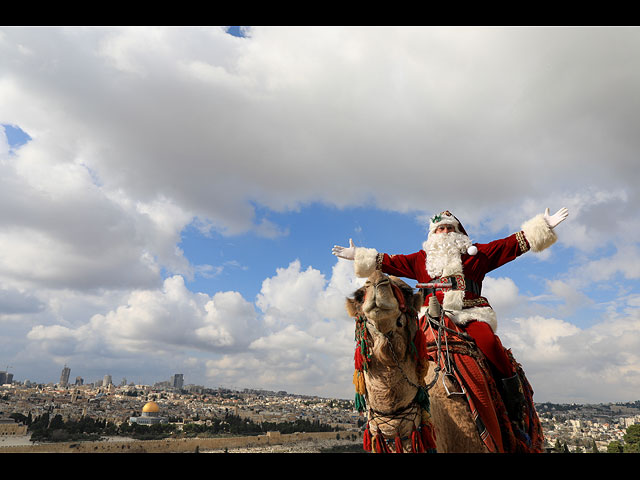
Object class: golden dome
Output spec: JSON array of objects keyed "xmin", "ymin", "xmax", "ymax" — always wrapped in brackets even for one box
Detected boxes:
[{"xmin": 142, "ymin": 401, "xmax": 160, "ymax": 413}]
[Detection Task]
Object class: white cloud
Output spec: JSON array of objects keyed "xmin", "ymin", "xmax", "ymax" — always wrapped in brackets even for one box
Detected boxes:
[
  {"xmin": 21, "ymin": 259, "xmax": 362, "ymax": 397},
  {"xmin": 482, "ymin": 276, "xmax": 522, "ymax": 317},
  {"xmin": 2, "ymin": 26, "xmax": 640, "ymax": 401},
  {"xmin": 3, "ymin": 27, "xmax": 640, "ymax": 238},
  {"xmin": 499, "ymin": 304, "xmax": 640, "ymax": 403}
]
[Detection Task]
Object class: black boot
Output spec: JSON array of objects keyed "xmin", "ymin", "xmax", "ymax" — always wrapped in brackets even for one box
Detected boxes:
[{"xmin": 501, "ymin": 374, "xmax": 526, "ymax": 432}]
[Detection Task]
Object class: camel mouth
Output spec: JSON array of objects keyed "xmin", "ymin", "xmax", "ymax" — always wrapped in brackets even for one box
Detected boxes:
[{"xmin": 363, "ymin": 305, "xmax": 398, "ymax": 320}]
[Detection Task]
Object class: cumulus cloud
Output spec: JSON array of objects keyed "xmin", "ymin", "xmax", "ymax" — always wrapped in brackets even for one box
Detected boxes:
[
  {"xmin": 482, "ymin": 276, "xmax": 523, "ymax": 317},
  {"xmin": 2, "ymin": 26, "xmax": 640, "ymax": 400},
  {"xmin": 3, "ymin": 27, "xmax": 640, "ymax": 239},
  {"xmin": 23, "ymin": 259, "xmax": 362, "ymax": 397},
  {"xmin": 500, "ymin": 306, "xmax": 640, "ymax": 403}
]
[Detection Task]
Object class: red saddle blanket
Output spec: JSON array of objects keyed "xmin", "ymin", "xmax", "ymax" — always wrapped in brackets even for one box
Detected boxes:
[{"xmin": 419, "ymin": 315, "xmax": 544, "ymax": 453}]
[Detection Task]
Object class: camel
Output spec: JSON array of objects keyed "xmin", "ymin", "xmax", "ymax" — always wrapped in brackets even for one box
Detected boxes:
[
  {"xmin": 347, "ymin": 270, "xmax": 542, "ymax": 453},
  {"xmin": 346, "ymin": 270, "xmax": 436, "ymax": 453}
]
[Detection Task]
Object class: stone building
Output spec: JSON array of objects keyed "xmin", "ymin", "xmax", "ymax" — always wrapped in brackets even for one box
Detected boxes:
[{"xmin": 129, "ymin": 401, "xmax": 168, "ymax": 425}]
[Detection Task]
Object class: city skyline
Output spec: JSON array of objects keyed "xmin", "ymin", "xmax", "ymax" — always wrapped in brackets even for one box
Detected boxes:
[{"xmin": 1, "ymin": 26, "xmax": 640, "ymax": 403}]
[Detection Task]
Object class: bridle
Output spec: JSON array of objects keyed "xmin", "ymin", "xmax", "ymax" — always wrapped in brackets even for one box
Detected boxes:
[
  {"xmin": 423, "ymin": 304, "xmax": 475, "ymax": 397},
  {"xmin": 361, "ymin": 280, "xmax": 428, "ymax": 443}
]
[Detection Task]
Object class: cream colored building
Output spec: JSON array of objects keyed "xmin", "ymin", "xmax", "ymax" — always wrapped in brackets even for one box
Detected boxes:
[{"xmin": 0, "ymin": 417, "xmax": 28, "ymax": 436}]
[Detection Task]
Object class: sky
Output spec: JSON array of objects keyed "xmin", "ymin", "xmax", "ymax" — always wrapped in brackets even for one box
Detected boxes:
[{"xmin": 1, "ymin": 26, "xmax": 639, "ymax": 403}]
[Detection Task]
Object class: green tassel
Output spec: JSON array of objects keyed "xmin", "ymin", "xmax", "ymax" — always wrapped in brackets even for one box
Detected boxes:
[{"xmin": 415, "ymin": 387, "xmax": 430, "ymax": 412}]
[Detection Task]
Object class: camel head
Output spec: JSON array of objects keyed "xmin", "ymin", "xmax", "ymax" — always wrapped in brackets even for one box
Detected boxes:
[
  {"xmin": 347, "ymin": 270, "xmax": 422, "ymax": 333},
  {"xmin": 346, "ymin": 270, "xmax": 423, "ymax": 363}
]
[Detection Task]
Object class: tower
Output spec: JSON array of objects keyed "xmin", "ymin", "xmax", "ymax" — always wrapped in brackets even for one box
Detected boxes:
[
  {"xmin": 60, "ymin": 365, "xmax": 71, "ymax": 387},
  {"xmin": 172, "ymin": 374, "xmax": 184, "ymax": 390}
]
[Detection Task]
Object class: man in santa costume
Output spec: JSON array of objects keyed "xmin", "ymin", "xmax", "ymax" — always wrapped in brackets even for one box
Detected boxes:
[{"xmin": 332, "ymin": 207, "xmax": 568, "ymax": 430}]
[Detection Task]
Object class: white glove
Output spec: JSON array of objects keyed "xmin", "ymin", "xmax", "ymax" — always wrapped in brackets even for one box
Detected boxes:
[
  {"xmin": 544, "ymin": 207, "xmax": 569, "ymax": 229},
  {"xmin": 332, "ymin": 238, "xmax": 356, "ymax": 260}
]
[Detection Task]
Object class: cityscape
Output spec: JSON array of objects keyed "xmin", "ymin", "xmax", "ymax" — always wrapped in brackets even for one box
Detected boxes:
[{"xmin": 1, "ymin": 366, "xmax": 640, "ymax": 453}]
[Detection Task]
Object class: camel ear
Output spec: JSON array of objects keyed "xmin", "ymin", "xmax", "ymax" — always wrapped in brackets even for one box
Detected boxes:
[{"xmin": 345, "ymin": 297, "xmax": 360, "ymax": 318}]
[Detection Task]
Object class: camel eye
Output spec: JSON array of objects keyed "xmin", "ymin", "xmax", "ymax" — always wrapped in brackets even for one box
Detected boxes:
[{"xmin": 396, "ymin": 317, "xmax": 404, "ymax": 328}]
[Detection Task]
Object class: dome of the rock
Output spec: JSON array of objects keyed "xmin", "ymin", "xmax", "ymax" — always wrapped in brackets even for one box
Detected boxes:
[{"xmin": 142, "ymin": 401, "xmax": 160, "ymax": 413}]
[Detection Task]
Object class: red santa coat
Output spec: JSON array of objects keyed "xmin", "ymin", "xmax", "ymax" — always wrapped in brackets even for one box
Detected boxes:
[
  {"xmin": 379, "ymin": 231, "xmax": 530, "ymax": 314},
  {"xmin": 352, "ymin": 213, "xmax": 558, "ymax": 369},
  {"xmin": 380, "ymin": 232, "xmax": 531, "ymax": 376}
]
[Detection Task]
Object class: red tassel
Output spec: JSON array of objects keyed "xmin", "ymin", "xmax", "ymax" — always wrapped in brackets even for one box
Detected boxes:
[
  {"xmin": 395, "ymin": 432, "xmax": 403, "ymax": 453},
  {"xmin": 420, "ymin": 423, "xmax": 437, "ymax": 450},
  {"xmin": 363, "ymin": 424, "xmax": 372, "ymax": 452},
  {"xmin": 411, "ymin": 426, "xmax": 424, "ymax": 453},
  {"xmin": 374, "ymin": 433, "xmax": 391, "ymax": 453},
  {"xmin": 373, "ymin": 434, "xmax": 382, "ymax": 453},
  {"xmin": 354, "ymin": 347, "xmax": 363, "ymax": 371}
]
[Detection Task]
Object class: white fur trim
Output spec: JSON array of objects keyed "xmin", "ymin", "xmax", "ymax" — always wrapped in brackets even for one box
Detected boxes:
[
  {"xmin": 419, "ymin": 301, "xmax": 499, "ymax": 332},
  {"xmin": 354, "ymin": 247, "xmax": 379, "ymax": 278},
  {"xmin": 449, "ymin": 306, "xmax": 499, "ymax": 333},
  {"xmin": 442, "ymin": 290, "xmax": 465, "ymax": 312},
  {"xmin": 521, "ymin": 214, "xmax": 557, "ymax": 252},
  {"xmin": 429, "ymin": 214, "xmax": 460, "ymax": 234}
]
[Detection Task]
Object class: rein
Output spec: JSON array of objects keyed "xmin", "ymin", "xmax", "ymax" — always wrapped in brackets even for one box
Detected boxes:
[{"xmin": 423, "ymin": 306, "xmax": 476, "ymax": 396}]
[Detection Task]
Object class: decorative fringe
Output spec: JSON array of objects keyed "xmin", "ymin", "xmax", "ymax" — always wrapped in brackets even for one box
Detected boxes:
[
  {"xmin": 363, "ymin": 423, "xmax": 372, "ymax": 452},
  {"xmin": 411, "ymin": 425, "xmax": 424, "ymax": 453},
  {"xmin": 353, "ymin": 370, "xmax": 367, "ymax": 413},
  {"xmin": 374, "ymin": 432, "xmax": 391, "ymax": 453},
  {"xmin": 354, "ymin": 346, "xmax": 364, "ymax": 372},
  {"xmin": 353, "ymin": 315, "xmax": 371, "ymax": 414},
  {"xmin": 353, "ymin": 370, "xmax": 366, "ymax": 395},
  {"xmin": 420, "ymin": 422, "xmax": 437, "ymax": 452},
  {"xmin": 395, "ymin": 431, "xmax": 403, "ymax": 453}
]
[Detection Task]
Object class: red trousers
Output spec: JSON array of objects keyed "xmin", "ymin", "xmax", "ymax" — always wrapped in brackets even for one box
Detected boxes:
[{"xmin": 464, "ymin": 321, "xmax": 514, "ymax": 378}]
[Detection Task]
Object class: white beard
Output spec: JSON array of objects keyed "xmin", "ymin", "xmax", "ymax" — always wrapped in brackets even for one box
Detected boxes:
[{"xmin": 423, "ymin": 232, "xmax": 473, "ymax": 278}]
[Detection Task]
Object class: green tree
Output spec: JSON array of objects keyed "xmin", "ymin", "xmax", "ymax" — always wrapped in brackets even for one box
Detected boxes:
[
  {"xmin": 607, "ymin": 441, "xmax": 623, "ymax": 453},
  {"xmin": 623, "ymin": 424, "xmax": 640, "ymax": 446}
]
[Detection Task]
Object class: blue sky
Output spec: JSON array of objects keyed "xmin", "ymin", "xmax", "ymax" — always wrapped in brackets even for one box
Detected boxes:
[{"xmin": 1, "ymin": 26, "xmax": 640, "ymax": 403}]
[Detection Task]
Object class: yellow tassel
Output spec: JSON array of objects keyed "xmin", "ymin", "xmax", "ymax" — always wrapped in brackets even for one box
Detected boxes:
[{"xmin": 353, "ymin": 370, "xmax": 366, "ymax": 395}]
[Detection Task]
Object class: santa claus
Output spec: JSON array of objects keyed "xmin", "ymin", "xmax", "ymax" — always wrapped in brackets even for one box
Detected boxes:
[{"xmin": 332, "ymin": 207, "xmax": 568, "ymax": 429}]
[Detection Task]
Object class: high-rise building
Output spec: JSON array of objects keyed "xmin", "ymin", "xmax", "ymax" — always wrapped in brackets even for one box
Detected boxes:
[
  {"xmin": 75, "ymin": 376, "xmax": 83, "ymax": 386},
  {"xmin": 172, "ymin": 374, "xmax": 184, "ymax": 390},
  {"xmin": 103, "ymin": 374, "xmax": 112, "ymax": 387},
  {"xmin": 59, "ymin": 365, "xmax": 71, "ymax": 387}
]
